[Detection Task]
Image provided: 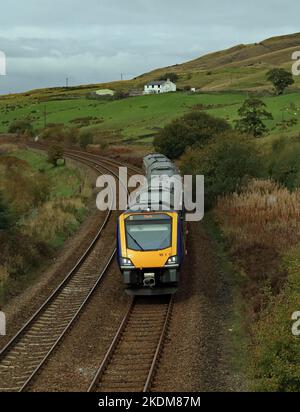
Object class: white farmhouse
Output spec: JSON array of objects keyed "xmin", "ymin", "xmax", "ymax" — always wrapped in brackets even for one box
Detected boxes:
[{"xmin": 144, "ymin": 78, "xmax": 176, "ymax": 95}]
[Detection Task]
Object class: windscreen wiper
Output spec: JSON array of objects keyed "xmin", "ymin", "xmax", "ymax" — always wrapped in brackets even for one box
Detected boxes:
[{"xmin": 127, "ymin": 232, "xmax": 145, "ymax": 251}]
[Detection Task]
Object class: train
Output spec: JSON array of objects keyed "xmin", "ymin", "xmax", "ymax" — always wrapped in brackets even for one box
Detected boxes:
[{"xmin": 117, "ymin": 153, "xmax": 186, "ymax": 296}]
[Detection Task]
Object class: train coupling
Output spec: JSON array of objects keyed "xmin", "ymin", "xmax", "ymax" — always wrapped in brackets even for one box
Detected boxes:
[{"xmin": 143, "ymin": 273, "xmax": 156, "ymax": 287}]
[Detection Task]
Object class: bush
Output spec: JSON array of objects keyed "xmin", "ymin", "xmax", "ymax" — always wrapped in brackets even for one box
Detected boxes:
[
  {"xmin": 269, "ymin": 141, "xmax": 300, "ymax": 190},
  {"xmin": 63, "ymin": 127, "xmax": 79, "ymax": 146},
  {"xmin": 0, "ymin": 156, "xmax": 45, "ymax": 214},
  {"xmin": 47, "ymin": 144, "xmax": 64, "ymax": 167},
  {"xmin": 215, "ymin": 179, "xmax": 300, "ymax": 253},
  {"xmin": 0, "ymin": 232, "xmax": 42, "ymax": 282},
  {"xmin": 158, "ymin": 72, "xmax": 179, "ymax": 83},
  {"xmin": 113, "ymin": 90, "xmax": 129, "ymax": 100},
  {"xmin": 154, "ymin": 111, "xmax": 231, "ymax": 159},
  {"xmin": 0, "ymin": 191, "xmax": 15, "ymax": 230},
  {"xmin": 153, "ymin": 121, "xmax": 190, "ymax": 159},
  {"xmin": 40, "ymin": 126, "xmax": 65, "ymax": 142},
  {"xmin": 40, "ymin": 126, "xmax": 78, "ymax": 145},
  {"xmin": 79, "ymin": 130, "xmax": 93, "ymax": 149},
  {"xmin": 181, "ymin": 133, "xmax": 263, "ymax": 208},
  {"xmin": 252, "ymin": 246, "xmax": 300, "ymax": 391},
  {"xmin": 215, "ymin": 182, "xmax": 300, "ymax": 390},
  {"xmin": 31, "ymin": 174, "xmax": 51, "ymax": 205},
  {"xmin": 8, "ymin": 119, "xmax": 34, "ymax": 136}
]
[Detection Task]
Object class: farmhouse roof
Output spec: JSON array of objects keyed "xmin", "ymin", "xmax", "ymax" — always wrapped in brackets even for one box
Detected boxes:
[{"xmin": 146, "ymin": 80, "xmax": 167, "ymax": 86}]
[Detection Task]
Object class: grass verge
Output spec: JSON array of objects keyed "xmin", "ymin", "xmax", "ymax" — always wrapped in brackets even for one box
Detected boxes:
[{"xmin": 0, "ymin": 148, "xmax": 92, "ymax": 306}]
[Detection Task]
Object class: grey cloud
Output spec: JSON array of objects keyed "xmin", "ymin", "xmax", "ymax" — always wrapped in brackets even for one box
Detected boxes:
[{"xmin": 0, "ymin": 0, "xmax": 299, "ymax": 94}]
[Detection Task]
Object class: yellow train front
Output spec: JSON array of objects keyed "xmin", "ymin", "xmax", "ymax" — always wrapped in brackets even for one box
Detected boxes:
[
  {"xmin": 117, "ymin": 210, "xmax": 184, "ymax": 295},
  {"xmin": 117, "ymin": 153, "xmax": 186, "ymax": 295}
]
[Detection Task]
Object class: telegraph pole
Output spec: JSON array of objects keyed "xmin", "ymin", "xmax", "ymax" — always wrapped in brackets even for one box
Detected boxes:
[
  {"xmin": 66, "ymin": 77, "xmax": 69, "ymax": 88},
  {"xmin": 44, "ymin": 106, "xmax": 47, "ymax": 128}
]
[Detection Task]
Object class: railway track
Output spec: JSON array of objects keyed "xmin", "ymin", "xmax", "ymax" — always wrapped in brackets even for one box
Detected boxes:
[
  {"xmin": 0, "ymin": 152, "xmax": 130, "ymax": 392},
  {"xmin": 65, "ymin": 148, "xmax": 142, "ymax": 175},
  {"xmin": 88, "ymin": 296, "xmax": 173, "ymax": 392}
]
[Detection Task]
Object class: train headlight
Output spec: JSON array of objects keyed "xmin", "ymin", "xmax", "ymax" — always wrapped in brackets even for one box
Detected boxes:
[
  {"xmin": 165, "ymin": 256, "xmax": 179, "ymax": 266},
  {"xmin": 120, "ymin": 257, "xmax": 134, "ymax": 267}
]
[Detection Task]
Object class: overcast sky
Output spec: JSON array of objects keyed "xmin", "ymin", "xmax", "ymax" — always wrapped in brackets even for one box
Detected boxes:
[{"xmin": 0, "ymin": 0, "xmax": 299, "ymax": 94}]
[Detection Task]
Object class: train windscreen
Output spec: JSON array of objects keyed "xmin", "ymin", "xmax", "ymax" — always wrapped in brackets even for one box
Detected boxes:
[{"xmin": 125, "ymin": 214, "xmax": 172, "ymax": 251}]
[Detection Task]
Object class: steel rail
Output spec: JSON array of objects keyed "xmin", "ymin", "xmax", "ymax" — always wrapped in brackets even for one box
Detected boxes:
[
  {"xmin": 0, "ymin": 153, "xmax": 126, "ymax": 391},
  {"xmin": 88, "ymin": 296, "xmax": 173, "ymax": 393}
]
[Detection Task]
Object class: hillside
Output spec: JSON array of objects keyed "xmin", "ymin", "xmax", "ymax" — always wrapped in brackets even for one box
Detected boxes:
[
  {"xmin": 1, "ymin": 32, "xmax": 300, "ymax": 144},
  {"xmin": 1, "ymin": 32, "xmax": 300, "ymax": 104},
  {"xmin": 0, "ymin": 33, "xmax": 300, "ymax": 101},
  {"xmin": 136, "ymin": 32, "xmax": 300, "ymax": 92}
]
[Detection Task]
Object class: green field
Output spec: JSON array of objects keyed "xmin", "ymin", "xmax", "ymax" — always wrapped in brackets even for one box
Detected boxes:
[
  {"xmin": 1, "ymin": 90, "xmax": 300, "ymax": 144},
  {"xmin": 13, "ymin": 149, "xmax": 83, "ymax": 198},
  {"xmin": 1, "ymin": 32, "xmax": 300, "ymax": 144}
]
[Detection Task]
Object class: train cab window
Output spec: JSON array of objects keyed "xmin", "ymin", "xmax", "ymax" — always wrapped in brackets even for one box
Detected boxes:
[{"xmin": 125, "ymin": 214, "xmax": 172, "ymax": 251}]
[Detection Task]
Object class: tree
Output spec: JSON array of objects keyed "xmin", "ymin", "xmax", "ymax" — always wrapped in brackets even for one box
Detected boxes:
[
  {"xmin": 266, "ymin": 68, "xmax": 295, "ymax": 95},
  {"xmin": 159, "ymin": 72, "xmax": 179, "ymax": 83},
  {"xmin": 235, "ymin": 98, "xmax": 273, "ymax": 137},
  {"xmin": 154, "ymin": 121, "xmax": 190, "ymax": 159},
  {"xmin": 8, "ymin": 119, "xmax": 33, "ymax": 136},
  {"xmin": 180, "ymin": 133, "xmax": 263, "ymax": 208},
  {"xmin": 79, "ymin": 130, "xmax": 93, "ymax": 149},
  {"xmin": 40, "ymin": 125, "xmax": 65, "ymax": 142},
  {"xmin": 269, "ymin": 141, "xmax": 300, "ymax": 190},
  {"xmin": 63, "ymin": 127, "xmax": 79, "ymax": 146},
  {"xmin": 153, "ymin": 111, "xmax": 231, "ymax": 159},
  {"xmin": 47, "ymin": 144, "xmax": 64, "ymax": 167}
]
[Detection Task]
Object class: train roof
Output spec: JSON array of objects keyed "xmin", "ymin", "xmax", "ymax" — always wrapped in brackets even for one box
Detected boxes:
[
  {"xmin": 148, "ymin": 169, "xmax": 177, "ymax": 178},
  {"xmin": 147, "ymin": 158, "xmax": 173, "ymax": 168},
  {"xmin": 144, "ymin": 153, "xmax": 167, "ymax": 160},
  {"xmin": 125, "ymin": 202, "xmax": 180, "ymax": 214},
  {"xmin": 145, "ymin": 175, "xmax": 182, "ymax": 189},
  {"xmin": 143, "ymin": 153, "xmax": 167, "ymax": 163},
  {"xmin": 143, "ymin": 154, "xmax": 169, "ymax": 167},
  {"xmin": 148, "ymin": 160, "xmax": 176, "ymax": 169},
  {"xmin": 143, "ymin": 154, "xmax": 181, "ymax": 188},
  {"xmin": 128, "ymin": 177, "xmax": 183, "ymax": 212}
]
